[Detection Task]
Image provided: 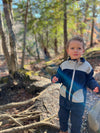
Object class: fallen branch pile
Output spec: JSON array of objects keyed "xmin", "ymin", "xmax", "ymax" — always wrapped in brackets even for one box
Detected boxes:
[
  {"xmin": 0, "ymin": 81, "xmax": 60, "ymax": 133},
  {"xmin": 0, "ymin": 109, "xmax": 58, "ymax": 133}
]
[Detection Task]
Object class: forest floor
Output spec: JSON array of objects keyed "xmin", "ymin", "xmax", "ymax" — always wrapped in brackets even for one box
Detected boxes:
[{"xmin": 0, "ymin": 48, "xmax": 100, "ymax": 133}]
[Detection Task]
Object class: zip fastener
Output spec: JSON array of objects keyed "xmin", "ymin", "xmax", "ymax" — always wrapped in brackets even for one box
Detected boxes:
[{"xmin": 68, "ymin": 61, "xmax": 77, "ymax": 101}]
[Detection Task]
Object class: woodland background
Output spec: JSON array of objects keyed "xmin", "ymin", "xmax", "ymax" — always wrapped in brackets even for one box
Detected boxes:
[
  {"xmin": 0, "ymin": 0, "xmax": 100, "ymax": 77},
  {"xmin": 0, "ymin": 0, "xmax": 100, "ymax": 133}
]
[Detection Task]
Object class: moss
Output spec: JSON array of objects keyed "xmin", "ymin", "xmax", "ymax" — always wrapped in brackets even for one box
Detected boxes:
[
  {"xmin": 25, "ymin": 71, "xmax": 34, "ymax": 77},
  {"xmin": 45, "ymin": 60, "xmax": 54, "ymax": 65},
  {"xmin": 34, "ymin": 71, "xmax": 40, "ymax": 76},
  {"xmin": 0, "ymin": 77, "xmax": 8, "ymax": 84},
  {"xmin": 18, "ymin": 69, "xmax": 34, "ymax": 77}
]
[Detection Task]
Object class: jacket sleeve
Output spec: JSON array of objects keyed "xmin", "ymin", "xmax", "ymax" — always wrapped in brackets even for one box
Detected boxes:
[
  {"xmin": 86, "ymin": 69, "xmax": 100, "ymax": 91},
  {"xmin": 51, "ymin": 66, "xmax": 63, "ymax": 83}
]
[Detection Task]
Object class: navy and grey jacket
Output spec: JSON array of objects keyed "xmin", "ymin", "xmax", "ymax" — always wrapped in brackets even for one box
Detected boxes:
[{"xmin": 52, "ymin": 58, "xmax": 100, "ymax": 103}]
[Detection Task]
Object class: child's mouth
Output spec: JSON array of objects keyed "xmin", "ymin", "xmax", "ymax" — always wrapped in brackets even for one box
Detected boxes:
[{"xmin": 73, "ymin": 54, "xmax": 78, "ymax": 56}]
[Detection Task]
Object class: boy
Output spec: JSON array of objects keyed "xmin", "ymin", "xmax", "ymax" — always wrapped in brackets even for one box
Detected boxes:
[{"xmin": 51, "ymin": 36, "xmax": 100, "ymax": 133}]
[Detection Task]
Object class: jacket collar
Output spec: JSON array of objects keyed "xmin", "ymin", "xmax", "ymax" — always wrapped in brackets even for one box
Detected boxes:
[{"xmin": 68, "ymin": 57, "xmax": 85, "ymax": 65}]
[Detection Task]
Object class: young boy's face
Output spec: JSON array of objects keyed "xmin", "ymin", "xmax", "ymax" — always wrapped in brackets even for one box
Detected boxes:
[{"xmin": 67, "ymin": 40, "xmax": 84, "ymax": 60}]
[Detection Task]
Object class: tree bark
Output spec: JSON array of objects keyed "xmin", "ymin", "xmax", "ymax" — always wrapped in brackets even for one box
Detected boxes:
[
  {"xmin": 3, "ymin": 0, "xmax": 17, "ymax": 74},
  {"xmin": 21, "ymin": 0, "xmax": 29, "ymax": 68},
  {"xmin": 54, "ymin": 38, "xmax": 58, "ymax": 55},
  {"xmin": 54, "ymin": 29, "xmax": 58, "ymax": 55},
  {"xmin": 0, "ymin": 12, "xmax": 11, "ymax": 72},
  {"xmin": 40, "ymin": 34, "xmax": 50, "ymax": 59},
  {"xmin": 35, "ymin": 34, "xmax": 40, "ymax": 60},
  {"xmin": 90, "ymin": 3, "xmax": 96, "ymax": 47},
  {"xmin": 63, "ymin": 0, "xmax": 68, "ymax": 60}
]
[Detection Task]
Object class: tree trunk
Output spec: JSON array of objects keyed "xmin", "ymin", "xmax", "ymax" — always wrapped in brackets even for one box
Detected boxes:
[
  {"xmin": 90, "ymin": 19, "xmax": 94, "ymax": 47},
  {"xmin": 54, "ymin": 29, "xmax": 58, "ymax": 55},
  {"xmin": 90, "ymin": 4, "xmax": 96, "ymax": 47},
  {"xmin": 84, "ymin": 2, "xmax": 89, "ymax": 23},
  {"xmin": 0, "ymin": 12, "xmax": 11, "ymax": 73},
  {"xmin": 3, "ymin": 0, "xmax": 17, "ymax": 74},
  {"xmin": 63, "ymin": 0, "xmax": 68, "ymax": 60},
  {"xmin": 21, "ymin": 0, "xmax": 29, "ymax": 68},
  {"xmin": 8, "ymin": 0, "xmax": 14, "ymax": 21},
  {"xmin": 54, "ymin": 37, "xmax": 58, "ymax": 55},
  {"xmin": 40, "ymin": 34, "xmax": 50, "ymax": 59},
  {"xmin": 46, "ymin": 27, "xmax": 49, "ymax": 48},
  {"xmin": 35, "ymin": 34, "xmax": 40, "ymax": 60}
]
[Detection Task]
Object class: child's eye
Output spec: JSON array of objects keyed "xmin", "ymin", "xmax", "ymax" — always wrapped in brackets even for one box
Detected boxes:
[
  {"xmin": 71, "ymin": 47, "xmax": 74, "ymax": 49},
  {"xmin": 78, "ymin": 48, "xmax": 81, "ymax": 50}
]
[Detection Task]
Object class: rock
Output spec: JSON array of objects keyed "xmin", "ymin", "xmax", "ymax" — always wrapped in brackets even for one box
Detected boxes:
[
  {"xmin": 36, "ymin": 126, "xmax": 59, "ymax": 133},
  {"xmin": 30, "ymin": 75, "xmax": 61, "ymax": 132},
  {"xmin": 26, "ymin": 76, "xmax": 52, "ymax": 94},
  {"xmin": 94, "ymin": 72, "xmax": 100, "ymax": 85},
  {"xmin": 33, "ymin": 82, "xmax": 60, "ymax": 122},
  {"xmin": 88, "ymin": 100, "xmax": 100, "ymax": 133},
  {"xmin": 45, "ymin": 66, "xmax": 58, "ymax": 75}
]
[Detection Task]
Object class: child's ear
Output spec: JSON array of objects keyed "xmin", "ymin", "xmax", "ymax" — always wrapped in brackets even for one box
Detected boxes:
[
  {"xmin": 66, "ymin": 49, "xmax": 69, "ymax": 54},
  {"xmin": 83, "ymin": 49, "xmax": 85, "ymax": 54}
]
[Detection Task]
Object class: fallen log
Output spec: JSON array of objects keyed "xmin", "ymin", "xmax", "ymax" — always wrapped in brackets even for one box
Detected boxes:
[{"xmin": 0, "ymin": 121, "xmax": 59, "ymax": 133}]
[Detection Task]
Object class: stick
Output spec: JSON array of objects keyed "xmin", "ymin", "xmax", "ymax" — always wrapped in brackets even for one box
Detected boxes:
[
  {"xmin": 0, "ymin": 87, "xmax": 48, "ymax": 110},
  {"xmin": 0, "ymin": 121, "xmax": 59, "ymax": 133}
]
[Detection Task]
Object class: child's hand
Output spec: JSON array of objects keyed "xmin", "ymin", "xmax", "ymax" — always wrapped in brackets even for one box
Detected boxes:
[
  {"xmin": 93, "ymin": 87, "xmax": 99, "ymax": 93},
  {"xmin": 52, "ymin": 76, "xmax": 58, "ymax": 83}
]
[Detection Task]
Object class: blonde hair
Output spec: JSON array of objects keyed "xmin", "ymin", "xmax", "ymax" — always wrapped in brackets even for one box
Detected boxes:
[{"xmin": 67, "ymin": 36, "xmax": 86, "ymax": 49}]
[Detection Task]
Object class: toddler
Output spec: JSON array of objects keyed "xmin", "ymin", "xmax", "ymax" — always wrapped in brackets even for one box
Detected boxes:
[{"xmin": 51, "ymin": 36, "xmax": 100, "ymax": 133}]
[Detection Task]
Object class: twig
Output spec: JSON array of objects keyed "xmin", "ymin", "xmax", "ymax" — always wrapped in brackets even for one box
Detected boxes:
[
  {"xmin": 15, "ymin": 114, "xmax": 40, "ymax": 122},
  {"xmin": 42, "ymin": 113, "xmax": 58, "ymax": 122},
  {"xmin": 0, "ymin": 114, "xmax": 22, "ymax": 126}
]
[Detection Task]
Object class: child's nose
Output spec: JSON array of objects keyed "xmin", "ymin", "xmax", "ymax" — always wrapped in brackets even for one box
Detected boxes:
[{"xmin": 74, "ymin": 49, "xmax": 78, "ymax": 52}]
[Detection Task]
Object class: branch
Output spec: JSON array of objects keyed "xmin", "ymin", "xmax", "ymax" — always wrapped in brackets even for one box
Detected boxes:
[
  {"xmin": 0, "ymin": 87, "xmax": 47, "ymax": 110},
  {"xmin": 15, "ymin": 114, "xmax": 40, "ymax": 122},
  {"xmin": 0, "ymin": 121, "xmax": 59, "ymax": 133},
  {"xmin": 0, "ymin": 114, "xmax": 22, "ymax": 126}
]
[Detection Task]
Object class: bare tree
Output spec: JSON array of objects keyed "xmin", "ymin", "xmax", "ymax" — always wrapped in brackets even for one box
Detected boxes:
[
  {"xmin": 90, "ymin": 3, "xmax": 96, "ymax": 47},
  {"xmin": 63, "ymin": 0, "xmax": 68, "ymax": 60},
  {"xmin": 2, "ymin": 0, "xmax": 17, "ymax": 75},
  {"xmin": 0, "ymin": 12, "xmax": 11, "ymax": 73},
  {"xmin": 21, "ymin": 0, "xmax": 29, "ymax": 68}
]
